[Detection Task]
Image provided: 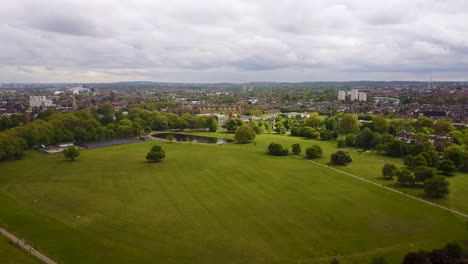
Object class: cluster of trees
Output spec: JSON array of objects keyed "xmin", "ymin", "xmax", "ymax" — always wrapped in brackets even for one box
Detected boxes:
[
  {"xmin": 234, "ymin": 125, "xmax": 256, "ymax": 143},
  {"xmin": 63, "ymin": 145, "xmax": 80, "ymax": 161},
  {"xmin": 267, "ymin": 143, "xmax": 289, "ymax": 156},
  {"xmin": 382, "ymin": 163, "xmax": 449, "ymax": 198},
  {"xmin": 330, "ymin": 150, "xmax": 352, "ymax": 165},
  {"xmin": 402, "ymin": 242, "xmax": 466, "ymax": 264},
  {"xmin": 127, "ymin": 106, "xmax": 218, "ymax": 132},
  {"xmin": 224, "ymin": 118, "xmax": 269, "ymax": 134},
  {"xmin": 0, "ymin": 114, "xmax": 29, "ymax": 131},
  {"xmin": 0, "ymin": 104, "xmax": 222, "ymax": 161}
]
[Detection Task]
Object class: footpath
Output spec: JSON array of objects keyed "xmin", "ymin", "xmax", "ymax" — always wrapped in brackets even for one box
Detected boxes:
[{"xmin": 0, "ymin": 227, "xmax": 57, "ymax": 264}]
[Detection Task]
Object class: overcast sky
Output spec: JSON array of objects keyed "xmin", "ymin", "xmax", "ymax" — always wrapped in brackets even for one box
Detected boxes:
[{"xmin": 1, "ymin": 0, "xmax": 468, "ymax": 83}]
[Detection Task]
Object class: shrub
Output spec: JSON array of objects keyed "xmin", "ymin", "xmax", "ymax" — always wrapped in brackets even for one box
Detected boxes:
[
  {"xmin": 330, "ymin": 150, "xmax": 352, "ymax": 165},
  {"xmin": 413, "ymin": 166, "xmax": 435, "ymax": 183},
  {"xmin": 396, "ymin": 167, "xmax": 415, "ymax": 185},
  {"xmin": 235, "ymin": 125, "xmax": 256, "ymax": 143},
  {"xmin": 381, "ymin": 163, "xmax": 397, "ymax": 179},
  {"xmin": 305, "ymin": 145, "xmax": 323, "ymax": 159},
  {"xmin": 146, "ymin": 145, "xmax": 166, "ymax": 162},
  {"xmin": 291, "ymin": 143, "xmax": 301, "ymax": 155},
  {"xmin": 267, "ymin": 143, "xmax": 289, "ymax": 156},
  {"xmin": 63, "ymin": 145, "xmax": 80, "ymax": 161}
]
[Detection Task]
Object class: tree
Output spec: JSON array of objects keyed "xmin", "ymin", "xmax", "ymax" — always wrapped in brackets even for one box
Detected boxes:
[
  {"xmin": 304, "ymin": 113, "xmax": 323, "ymax": 128},
  {"xmin": 338, "ymin": 114, "xmax": 359, "ymax": 135},
  {"xmin": 424, "ymin": 176, "xmax": 449, "ymax": 198},
  {"xmin": 274, "ymin": 122, "xmax": 286, "ymax": 134},
  {"xmin": 438, "ymin": 159, "xmax": 457, "ymax": 176},
  {"xmin": 167, "ymin": 133, "xmax": 175, "ymax": 143},
  {"xmin": 444, "ymin": 145, "xmax": 467, "ymax": 171},
  {"xmin": 267, "ymin": 143, "xmax": 289, "ymax": 156},
  {"xmin": 235, "ymin": 125, "xmax": 256, "ymax": 143},
  {"xmin": 324, "ymin": 117, "xmax": 337, "ymax": 131},
  {"xmin": 63, "ymin": 145, "xmax": 80, "ymax": 161},
  {"xmin": 413, "ymin": 166, "xmax": 435, "ymax": 183},
  {"xmin": 396, "ymin": 167, "xmax": 415, "ymax": 185},
  {"xmin": 291, "ymin": 143, "xmax": 301, "ymax": 155},
  {"xmin": 372, "ymin": 116, "xmax": 388, "ymax": 134},
  {"xmin": 381, "ymin": 163, "xmax": 397, "ymax": 179},
  {"xmin": 433, "ymin": 119, "xmax": 455, "ymax": 135},
  {"xmin": 404, "ymin": 154, "xmax": 428, "ymax": 169},
  {"xmin": 330, "ymin": 150, "xmax": 352, "ymax": 165},
  {"xmin": 146, "ymin": 145, "xmax": 165, "ymax": 162},
  {"xmin": 356, "ymin": 127, "xmax": 375, "ymax": 149},
  {"xmin": 301, "ymin": 126, "xmax": 319, "ymax": 139},
  {"xmin": 206, "ymin": 117, "xmax": 218, "ymax": 132},
  {"xmin": 385, "ymin": 139, "xmax": 407, "ymax": 157},
  {"xmin": 306, "ymin": 145, "xmax": 323, "ymax": 159},
  {"xmin": 224, "ymin": 118, "xmax": 242, "ymax": 133}
]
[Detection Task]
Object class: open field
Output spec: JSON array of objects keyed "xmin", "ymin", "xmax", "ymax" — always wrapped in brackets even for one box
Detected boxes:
[
  {"xmin": 0, "ymin": 235, "xmax": 40, "ymax": 264},
  {"xmin": 189, "ymin": 131, "xmax": 468, "ymax": 215},
  {"xmin": 0, "ymin": 134, "xmax": 467, "ymax": 263}
]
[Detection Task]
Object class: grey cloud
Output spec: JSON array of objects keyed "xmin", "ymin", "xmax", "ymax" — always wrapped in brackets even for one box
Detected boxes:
[{"xmin": 0, "ymin": 0, "xmax": 468, "ymax": 82}]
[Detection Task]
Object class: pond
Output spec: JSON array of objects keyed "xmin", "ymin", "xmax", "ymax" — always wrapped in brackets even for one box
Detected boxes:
[{"xmin": 151, "ymin": 133, "xmax": 234, "ymax": 144}]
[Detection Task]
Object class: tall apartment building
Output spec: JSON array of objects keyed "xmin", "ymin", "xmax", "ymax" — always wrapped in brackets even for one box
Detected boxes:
[
  {"xmin": 337, "ymin": 90, "xmax": 346, "ymax": 101},
  {"xmin": 351, "ymin": 89, "xmax": 359, "ymax": 101},
  {"xmin": 358, "ymin": 92, "xmax": 367, "ymax": 102},
  {"xmin": 29, "ymin": 96, "xmax": 54, "ymax": 108}
]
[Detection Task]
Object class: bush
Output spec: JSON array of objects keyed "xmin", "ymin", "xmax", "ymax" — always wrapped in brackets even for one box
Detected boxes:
[
  {"xmin": 235, "ymin": 125, "xmax": 256, "ymax": 143},
  {"xmin": 291, "ymin": 143, "xmax": 301, "ymax": 155},
  {"xmin": 381, "ymin": 163, "xmax": 397, "ymax": 179},
  {"xmin": 267, "ymin": 143, "xmax": 289, "ymax": 156},
  {"xmin": 146, "ymin": 145, "xmax": 166, "ymax": 162},
  {"xmin": 305, "ymin": 145, "xmax": 323, "ymax": 159},
  {"xmin": 330, "ymin": 150, "xmax": 352, "ymax": 165}
]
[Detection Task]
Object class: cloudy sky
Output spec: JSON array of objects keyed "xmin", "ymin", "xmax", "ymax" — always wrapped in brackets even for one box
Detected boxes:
[{"xmin": 1, "ymin": 0, "xmax": 468, "ymax": 83}]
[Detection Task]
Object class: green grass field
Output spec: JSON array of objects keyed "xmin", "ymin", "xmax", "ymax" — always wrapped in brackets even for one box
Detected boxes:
[{"xmin": 0, "ymin": 133, "xmax": 467, "ymax": 263}]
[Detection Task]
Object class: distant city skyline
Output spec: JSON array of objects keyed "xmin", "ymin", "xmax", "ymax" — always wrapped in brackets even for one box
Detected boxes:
[{"xmin": 1, "ymin": 0, "xmax": 468, "ymax": 83}]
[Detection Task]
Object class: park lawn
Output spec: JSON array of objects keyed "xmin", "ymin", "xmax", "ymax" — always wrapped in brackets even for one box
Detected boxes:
[
  {"xmin": 0, "ymin": 139, "xmax": 466, "ymax": 264},
  {"xmin": 0, "ymin": 235, "xmax": 41, "ymax": 264},
  {"xmin": 188, "ymin": 131, "xmax": 468, "ymax": 215}
]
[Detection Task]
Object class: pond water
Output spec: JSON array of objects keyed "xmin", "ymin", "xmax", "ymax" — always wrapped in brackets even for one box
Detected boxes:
[{"xmin": 152, "ymin": 133, "xmax": 233, "ymax": 144}]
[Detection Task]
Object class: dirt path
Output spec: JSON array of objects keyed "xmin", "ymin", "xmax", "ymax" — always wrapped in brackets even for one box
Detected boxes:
[
  {"xmin": 297, "ymin": 157, "xmax": 468, "ymax": 219},
  {"xmin": 0, "ymin": 227, "xmax": 57, "ymax": 264}
]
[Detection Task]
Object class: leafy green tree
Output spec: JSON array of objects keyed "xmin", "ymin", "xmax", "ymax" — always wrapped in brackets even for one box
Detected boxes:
[
  {"xmin": 224, "ymin": 118, "xmax": 243, "ymax": 133},
  {"xmin": 235, "ymin": 125, "xmax": 256, "ymax": 143},
  {"xmin": 63, "ymin": 145, "xmax": 80, "ymax": 161},
  {"xmin": 319, "ymin": 128, "xmax": 332, "ymax": 140},
  {"xmin": 306, "ymin": 145, "xmax": 323, "ymax": 159},
  {"xmin": 324, "ymin": 117, "xmax": 337, "ymax": 131},
  {"xmin": 301, "ymin": 126, "xmax": 319, "ymax": 139},
  {"xmin": 291, "ymin": 143, "xmax": 301, "ymax": 155},
  {"xmin": 404, "ymin": 154, "xmax": 428, "ymax": 169},
  {"xmin": 433, "ymin": 119, "xmax": 455, "ymax": 135},
  {"xmin": 438, "ymin": 159, "xmax": 457, "ymax": 176},
  {"xmin": 337, "ymin": 138, "xmax": 345, "ymax": 148},
  {"xmin": 304, "ymin": 113, "xmax": 324, "ymax": 128},
  {"xmin": 414, "ymin": 116, "xmax": 433, "ymax": 129},
  {"xmin": 274, "ymin": 122, "xmax": 286, "ymax": 134},
  {"xmin": 167, "ymin": 133, "xmax": 175, "ymax": 143},
  {"xmin": 146, "ymin": 145, "xmax": 165, "ymax": 162},
  {"xmin": 396, "ymin": 167, "xmax": 415, "ymax": 185},
  {"xmin": 338, "ymin": 114, "xmax": 359, "ymax": 134},
  {"xmin": 344, "ymin": 134, "xmax": 356, "ymax": 147},
  {"xmin": 267, "ymin": 143, "xmax": 289, "ymax": 156},
  {"xmin": 206, "ymin": 117, "xmax": 218, "ymax": 132},
  {"xmin": 444, "ymin": 145, "xmax": 467, "ymax": 171},
  {"xmin": 356, "ymin": 127, "xmax": 375, "ymax": 149},
  {"xmin": 385, "ymin": 139, "xmax": 407, "ymax": 157},
  {"xmin": 330, "ymin": 150, "xmax": 352, "ymax": 165},
  {"xmin": 382, "ymin": 163, "xmax": 397, "ymax": 179},
  {"xmin": 371, "ymin": 116, "xmax": 388, "ymax": 134},
  {"xmin": 413, "ymin": 166, "xmax": 435, "ymax": 183},
  {"xmin": 424, "ymin": 176, "xmax": 449, "ymax": 198}
]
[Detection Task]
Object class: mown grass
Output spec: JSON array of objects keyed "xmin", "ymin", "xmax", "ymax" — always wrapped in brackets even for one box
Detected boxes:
[
  {"xmin": 189, "ymin": 131, "xmax": 468, "ymax": 215},
  {"xmin": 0, "ymin": 134, "xmax": 466, "ymax": 264}
]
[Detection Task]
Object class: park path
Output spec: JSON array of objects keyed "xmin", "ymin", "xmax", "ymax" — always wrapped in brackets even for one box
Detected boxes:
[
  {"xmin": 297, "ymin": 157, "xmax": 468, "ymax": 219},
  {"xmin": 0, "ymin": 227, "xmax": 57, "ymax": 264}
]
